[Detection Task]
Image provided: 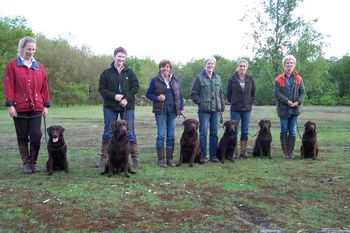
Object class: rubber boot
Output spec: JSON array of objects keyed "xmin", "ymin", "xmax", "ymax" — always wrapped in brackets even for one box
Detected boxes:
[
  {"xmin": 18, "ymin": 143, "xmax": 32, "ymax": 174},
  {"xmin": 166, "ymin": 147, "xmax": 176, "ymax": 167},
  {"xmin": 240, "ymin": 140, "xmax": 248, "ymax": 159},
  {"xmin": 288, "ymin": 135, "xmax": 296, "ymax": 159},
  {"xmin": 30, "ymin": 143, "xmax": 41, "ymax": 173},
  {"xmin": 130, "ymin": 142, "xmax": 141, "ymax": 169},
  {"xmin": 96, "ymin": 140, "xmax": 109, "ymax": 168},
  {"xmin": 280, "ymin": 134, "xmax": 289, "ymax": 159},
  {"xmin": 157, "ymin": 148, "xmax": 167, "ymax": 167}
]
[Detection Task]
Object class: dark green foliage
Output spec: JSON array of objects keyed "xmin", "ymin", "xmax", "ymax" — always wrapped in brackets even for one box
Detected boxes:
[
  {"xmin": 1, "ymin": 13, "xmax": 350, "ymax": 106},
  {"xmin": 0, "ymin": 16, "xmax": 34, "ymax": 104}
]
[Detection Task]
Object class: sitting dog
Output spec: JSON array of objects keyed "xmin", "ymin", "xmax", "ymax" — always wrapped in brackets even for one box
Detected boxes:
[
  {"xmin": 252, "ymin": 119, "xmax": 272, "ymax": 159},
  {"xmin": 216, "ymin": 120, "xmax": 239, "ymax": 163},
  {"xmin": 101, "ymin": 120, "xmax": 135, "ymax": 177},
  {"xmin": 46, "ymin": 125, "xmax": 69, "ymax": 175},
  {"xmin": 178, "ymin": 119, "xmax": 203, "ymax": 167},
  {"xmin": 300, "ymin": 121, "xmax": 319, "ymax": 160}
]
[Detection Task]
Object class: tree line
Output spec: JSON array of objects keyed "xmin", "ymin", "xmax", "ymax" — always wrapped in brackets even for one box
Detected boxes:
[{"xmin": 1, "ymin": 0, "xmax": 349, "ymax": 106}]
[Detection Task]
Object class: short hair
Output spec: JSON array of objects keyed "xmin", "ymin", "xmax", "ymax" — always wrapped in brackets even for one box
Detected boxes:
[
  {"xmin": 282, "ymin": 55, "xmax": 296, "ymax": 65},
  {"xmin": 18, "ymin": 36, "xmax": 36, "ymax": 55},
  {"xmin": 204, "ymin": 56, "xmax": 216, "ymax": 66},
  {"xmin": 236, "ymin": 58, "xmax": 249, "ymax": 71},
  {"xmin": 113, "ymin": 47, "xmax": 127, "ymax": 57},
  {"xmin": 159, "ymin": 59, "xmax": 172, "ymax": 69}
]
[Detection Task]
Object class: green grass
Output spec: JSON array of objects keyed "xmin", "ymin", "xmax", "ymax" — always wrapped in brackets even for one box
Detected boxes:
[{"xmin": 1, "ymin": 105, "xmax": 350, "ymax": 232}]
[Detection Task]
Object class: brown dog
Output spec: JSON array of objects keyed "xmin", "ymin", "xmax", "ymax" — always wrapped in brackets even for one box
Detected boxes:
[
  {"xmin": 46, "ymin": 125, "xmax": 69, "ymax": 175},
  {"xmin": 178, "ymin": 119, "xmax": 203, "ymax": 167},
  {"xmin": 252, "ymin": 119, "xmax": 272, "ymax": 159},
  {"xmin": 216, "ymin": 120, "xmax": 239, "ymax": 163},
  {"xmin": 300, "ymin": 121, "xmax": 319, "ymax": 160},
  {"xmin": 101, "ymin": 120, "xmax": 135, "ymax": 177}
]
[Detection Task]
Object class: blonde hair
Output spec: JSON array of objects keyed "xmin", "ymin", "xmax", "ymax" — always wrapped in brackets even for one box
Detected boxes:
[
  {"xmin": 282, "ymin": 55, "xmax": 296, "ymax": 65},
  {"xmin": 18, "ymin": 36, "xmax": 36, "ymax": 55},
  {"xmin": 236, "ymin": 59, "xmax": 249, "ymax": 71},
  {"xmin": 204, "ymin": 56, "xmax": 216, "ymax": 65}
]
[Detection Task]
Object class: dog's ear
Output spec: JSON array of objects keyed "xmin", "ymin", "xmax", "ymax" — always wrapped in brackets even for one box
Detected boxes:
[
  {"xmin": 59, "ymin": 126, "xmax": 65, "ymax": 133},
  {"xmin": 124, "ymin": 120, "xmax": 129, "ymax": 129},
  {"xmin": 305, "ymin": 121, "xmax": 310, "ymax": 127},
  {"xmin": 47, "ymin": 126, "xmax": 52, "ymax": 134},
  {"xmin": 267, "ymin": 120, "xmax": 271, "ymax": 127},
  {"xmin": 111, "ymin": 121, "xmax": 117, "ymax": 131}
]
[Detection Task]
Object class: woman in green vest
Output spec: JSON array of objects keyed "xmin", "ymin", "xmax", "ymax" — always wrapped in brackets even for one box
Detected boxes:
[{"xmin": 190, "ymin": 57, "xmax": 225, "ymax": 163}]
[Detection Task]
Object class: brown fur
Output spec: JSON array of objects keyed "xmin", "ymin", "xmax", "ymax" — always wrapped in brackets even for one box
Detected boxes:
[
  {"xmin": 46, "ymin": 125, "xmax": 69, "ymax": 175},
  {"xmin": 216, "ymin": 120, "xmax": 239, "ymax": 162},
  {"xmin": 300, "ymin": 121, "xmax": 319, "ymax": 160},
  {"xmin": 252, "ymin": 119, "xmax": 272, "ymax": 159},
  {"xmin": 178, "ymin": 119, "xmax": 203, "ymax": 167},
  {"xmin": 100, "ymin": 120, "xmax": 135, "ymax": 177}
]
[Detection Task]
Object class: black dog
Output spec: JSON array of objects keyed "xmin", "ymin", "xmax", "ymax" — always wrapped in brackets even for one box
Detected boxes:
[
  {"xmin": 46, "ymin": 125, "xmax": 69, "ymax": 175},
  {"xmin": 178, "ymin": 119, "xmax": 203, "ymax": 167},
  {"xmin": 252, "ymin": 119, "xmax": 272, "ymax": 159},
  {"xmin": 300, "ymin": 121, "xmax": 319, "ymax": 160},
  {"xmin": 101, "ymin": 120, "xmax": 135, "ymax": 177},
  {"xmin": 217, "ymin": 120, "xmax": 239, "ymax": 163}
]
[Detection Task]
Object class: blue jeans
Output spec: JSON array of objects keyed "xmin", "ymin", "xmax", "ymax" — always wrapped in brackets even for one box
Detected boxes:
[
  {"xmin": 102, "ymin": 107, "xmax": 137, "ymax": 143},
  {"xmin": 230, "ymin": 110, "xmax": 251, "ymax": 141},
  {"xmin": 155, "ymin": 113, "xmax": 177, "ymax": 148},
  {"xmin": 280, "ymin": 114, "xmax": 298, "ymax": 137},
  {"xmin": 198, "ymin": 111, "xmax": 220, "ymax": 159}
]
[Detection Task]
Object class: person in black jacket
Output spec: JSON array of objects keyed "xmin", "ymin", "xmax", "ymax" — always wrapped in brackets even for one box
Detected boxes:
[
  {"xmin": 97, "ymin": 47, "xmax": 140, "ymax": 169},
  {"xmin": 227, "ymin": 59, "xmax": 255, "ymax": 159},
  {"xmin": 146, "ymin": 59, "xmax": 184, "ymax": 167}
]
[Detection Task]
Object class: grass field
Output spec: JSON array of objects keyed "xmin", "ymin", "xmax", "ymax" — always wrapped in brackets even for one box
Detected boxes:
[{"xmin": 0, "ymin": 105, "xmax": 349, "ymax": 233}]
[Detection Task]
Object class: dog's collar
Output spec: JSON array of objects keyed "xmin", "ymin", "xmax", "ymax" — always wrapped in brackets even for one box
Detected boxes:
[{"xmin": 48, "ymin": 142, "xmax": 66, "ymax": 151}]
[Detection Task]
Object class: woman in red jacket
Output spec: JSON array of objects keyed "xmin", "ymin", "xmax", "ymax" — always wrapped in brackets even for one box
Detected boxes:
[{"xmin": 3, "ymin": 36, "xmax": 51, "ymax": 174}]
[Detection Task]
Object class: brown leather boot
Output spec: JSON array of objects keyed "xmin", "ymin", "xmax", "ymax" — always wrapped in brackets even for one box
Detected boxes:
[
  {"xmin": 280, "ymin": 134, "xmax": 289, "ymax": 159},
  {"xmin": 166, "ymin": 147, "xmax": 176, "ymax": 167},
  {"xmin": 157, "ymin": 148, "xmax": 167, "ymax": 167},
  {"xmin": 288, "ymin": 135, "xmax": 296, "ymax": 159},
  {"xmin": 240, "ymin": 140, "xmax": 248, "ymax": 159},
  {"xmin": 30, "ymin": 143, "xmax": 41, "ymax": 173},
  {"xmin": 130, "ymin": 143, "xmax": 141, "ymax": 169},
  {"xmin": 96, "ymin": 140, "xmax": 109, "ymax": 168},
  {"xmin": 18, "ymin": 143, "xmax": 32, "ymax": 174}
]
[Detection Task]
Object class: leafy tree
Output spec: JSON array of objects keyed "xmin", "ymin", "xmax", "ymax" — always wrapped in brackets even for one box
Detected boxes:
[
  {"xmin": 329, "ymin": 56, "xmax": 350, "ymax": 105},
  {"xmin": 0, "ymin": 15, "xmax": 33, "ymax": 105},
  {"xmin": 126, "ymin": 57, "xmax": 158, "ymax": 97},
  {"xmin": 175, "ymin": 59, "xmax": 203, "ymax": 99},
  {"xmin": 242, "ymin": 0, "xmax": 325, "ymax": 77}
]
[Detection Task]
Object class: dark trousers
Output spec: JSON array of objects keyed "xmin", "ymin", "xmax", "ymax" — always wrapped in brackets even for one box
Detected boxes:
[{"xmin": 14, "ymin": 111, "xmax": 42, "ymax": 147}]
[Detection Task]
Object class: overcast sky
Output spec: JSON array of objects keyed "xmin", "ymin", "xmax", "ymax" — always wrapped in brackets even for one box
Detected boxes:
[{"xmin": 1, "ymin": 0, "xmax": 349, "ymax": 63}]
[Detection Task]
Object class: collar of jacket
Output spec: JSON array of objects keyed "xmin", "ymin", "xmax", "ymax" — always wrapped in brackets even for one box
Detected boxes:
[
  {"xmin": 157, "ymin": 72, "xmax": 174, "ymax": 82},
  {"xmin": 110, "ymin": 62, "xmax": 131, "ymax": 72},
  {"xmin": 276, "ymin": 71, "xmax": 302, "ymax": 86},
  {"xmin": 16, "ymin": 56, "xmax": 39, "ymax": 70},
  {"xmin": 200, "ymin": 69, "xmax": 216, "ymax": 79}
]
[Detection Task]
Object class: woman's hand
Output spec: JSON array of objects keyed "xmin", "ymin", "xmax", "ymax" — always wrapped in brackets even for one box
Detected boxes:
[
  {"xmin": 9, "ymin": 106, "xmax": 17, "ymax": 118},
  {"xmin": 119, "ymin": 99, "xmax": 128, "ymax": 107},
  {"xmin": 43, "ymin": 107, "xmax": 49, "ymax": 117},
  {"xmin": 157, "ymin": 94, "xmax": 166, "ymax": 102}
]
